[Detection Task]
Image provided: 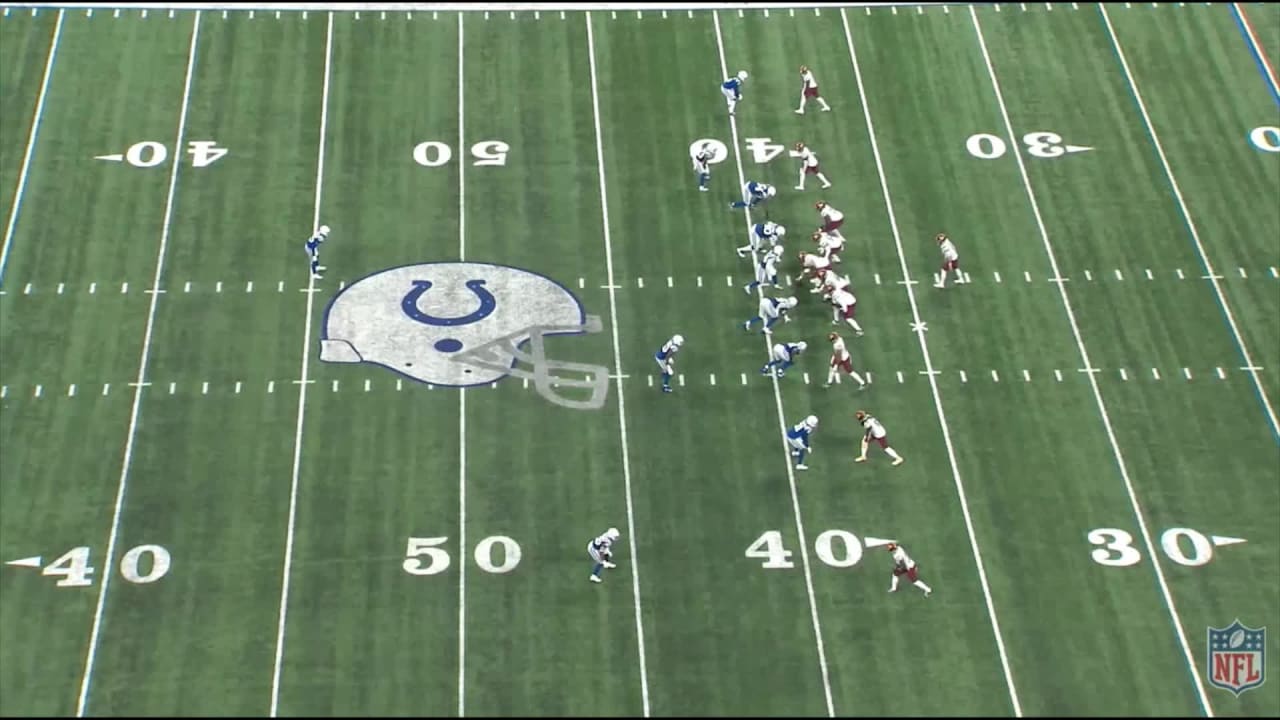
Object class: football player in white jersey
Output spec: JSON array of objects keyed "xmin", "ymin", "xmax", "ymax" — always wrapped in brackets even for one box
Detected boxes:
[
  {"xmin": 934, "ymin": 232, "xmax": 964, "ymax": 288},
  {"xmin": 304, "ymin": 224, "xmax": 331, "ymax": 280},
  {"xmin": 854, "ymin": 409, "xmax": 904, "ymax": 466},
  {"xmin": 886, "ymin": 542, "xmax": 932, "ymax": 596},
  {"xmin": 814, "ymin": 267, "xmax": 851, "ymax": 301},
  {"xmin": 794, "ymin": 251, "xmax": 832, "ymax": 291},
  {"xmin": 814, "ymin": 201, "xmax": 845, "ymax": 240},
  {"xmin": 793, "ymin": 142, "xmax": 832, "ymax": 191},
  {"xmin": 744, "ymin": 245, "xmax": 784, "ymax": 294},
  {"xmin": 738, "ymin": 221, "xmax": 786, "ymax": 258},
  {"xmin": 825, "ymin": 332, "xmax": 868, "ymax": 390},
  {"xmin": 795, "ymin": 65, "xmax": 832, "ymax": 114},
  {"xmin": 786, "ymin": 414, "xmax": 819, "ymax": 470},
  {"xmin": 722, "ymin": 70, "xmax": 749, "ymax": 115},
  {"xmin": 813, "ymin": 230, "xmax": 844, "ymax": 263},
  {"xmin": 691, "ymin": 143, "xmax": 714, "ymax": 192},
  {"xmin": 761, "ymin": 340, "xmax": 807, "ymax": 378},
  {"xmin": 830, "ymin": 287, "xmax": 864, "ymax": 336},
  {"xmin": 588, "ymin": 527, "xmax": 621, "ymax": 583},
  {"xmin": 744, "ymin": 295, "xmax": 798, "ymax": 335},
  {"xmin": 654, "ymin": 334, "xmax": 684, "ymax": 394}
]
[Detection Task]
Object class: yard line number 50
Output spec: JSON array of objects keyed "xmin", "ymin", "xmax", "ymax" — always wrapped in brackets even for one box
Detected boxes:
[
  {"xmin": 402, "ymin": 535, "xmax": 521, "ymax": 575},
  {"xmin": 413, "ymin": 141, "xmax": 510, "ymax": 167}
]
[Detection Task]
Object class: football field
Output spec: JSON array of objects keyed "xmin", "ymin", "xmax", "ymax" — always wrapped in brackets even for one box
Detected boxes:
[{"xmin": 1, "ymin": 2, "xmax": 1278, "ymax": 716}]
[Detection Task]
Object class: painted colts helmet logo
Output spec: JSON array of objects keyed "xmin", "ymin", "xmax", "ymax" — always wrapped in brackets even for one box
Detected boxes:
[{"xmin": 320, "ymin": 262, "xmax": 610, "ymax": 409}]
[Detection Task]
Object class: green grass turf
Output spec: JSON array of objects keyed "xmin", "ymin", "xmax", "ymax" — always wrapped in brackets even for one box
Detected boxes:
[{"xmin": 0, "ymin": 5, "xmax": 1275, "ymax": 717}]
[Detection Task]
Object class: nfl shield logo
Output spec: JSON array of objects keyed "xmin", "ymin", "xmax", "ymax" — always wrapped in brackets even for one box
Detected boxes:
[{"xmin": 1207, "ymin": 620, "xmax": 1266, "ymax": 696}]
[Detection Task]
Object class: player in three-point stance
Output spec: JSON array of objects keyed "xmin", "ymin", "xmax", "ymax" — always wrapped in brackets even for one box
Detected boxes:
[
  {"xmin": 855, "ymin": 409, "xmax": 904, "ymax": 466},
  {"xmin": 793, "ymin": 142, "xmax": 832, "ymax": 191},
  {"xmin": 721, "ymin": 70, "xmax": 749, "ymax": 115},
  {"xmin": 814, "ymin": 201, "xmax": 845, "ymax": 241},
  {"xmin": 786, "ymin": 414, "xmax": 819, "ymax": 470},
  {"xmin": 744, "ymin": 245, "xmax": 785, "ymax": 294},
  {"xmin": 692, "ymin": 143, "xmax": 714, "ymax": 193},
  {"xmin": 795, "ymin": 65, "xmax": 832, "ymax": 114},
  {"xmin": 933, "ymin": 232, "xmax": 965, "ymax": 288},
  {"xmin": 730, "ymin": 180, "xmax": 776, "ymax": 210},
  {"xmin": 588, "ymin": 527, "xmax": 621, "ymax": 583},
  {"xmin": 761, "ymin": 340, "xmax": 807, "ymax": 378},
  {"xmin": 813, "ymin": 230, "xmax": 845, "ymax": 264},
  {"xmin": 794, "ymin": 250, "xmax": 833, "ymax": 292},
  {"xmin": 737, "ymin": 220, "xmax": 786, "ymax": 258},
  {"xmin": 744, "ymin": 295, "xmax": 798, "ymax": 335},
  {"xmin": 886, "ymin": 542, "xmax": 932, "ymax": 596},
  {"xmin": 654, "ymin": 334, "xmax": 684, "ymax": 394},
  {"xmin": 814, "ymin": 267, "xmax": 851, "ymax": 302},
  {"xmin": 304, "ymin": 224, "xmax": 331, "ymax": 280},
  {"xmin": 825, "ymin": 332, "xmax": 868, "ymax": 390}
]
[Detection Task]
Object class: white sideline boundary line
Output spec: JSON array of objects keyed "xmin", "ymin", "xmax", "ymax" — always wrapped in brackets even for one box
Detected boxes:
[
  {"xmin": 456, "ymin": 10, "xmax": 468, "ymax": 718},
  {"xmin": 75, "ymin": 11, "xmax": 202, "ymax": 717},
  {"xmin": 6, "ymin": 2, "xmax": 958, "ymax": 11},
  {"xmin": 1101, "ymin": 5, "xmax": 1278, "ymax": 443},
  {"xmin": 0, "ymin": 9, "xmax": 63, "ymax": 286},
  {"xmin": 969, "ymin": 7, "xmax": 1214, "ymax": 716},
  {"xmin": 585, "ymin": 13, "xmax": 651, "ymax": 715},
  {"xmin": 839, "ymin": 9, "xmax": 1022, "ymax": 716},
  {"xmin": 268, "ymin": 10, "xmax": 333, "ymax": 716},
  {"xmin": 713, "ymin": 10, "xmax": 834, "ymax": 717}
]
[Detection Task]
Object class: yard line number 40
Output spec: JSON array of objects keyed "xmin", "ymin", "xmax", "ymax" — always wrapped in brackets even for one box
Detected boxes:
[{"xmin": 40, "ymin": 545, "xmax": 171, "ymax": 587}]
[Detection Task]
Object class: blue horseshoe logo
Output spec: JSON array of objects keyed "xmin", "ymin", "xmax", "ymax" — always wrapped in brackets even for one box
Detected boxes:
[{"xmin": 401, "ymin": 279, "xmax": 497, "ymax": 327}]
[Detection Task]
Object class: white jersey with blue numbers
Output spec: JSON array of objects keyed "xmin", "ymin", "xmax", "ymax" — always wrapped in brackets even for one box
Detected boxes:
[
  {"xmin": 759, "ymin": 297, "xmax": 785, "ymax": 320},
  {"xmin": 587, "ymin": 533, "xmax": 614, "ymax": 563},
  {"xmin": 692, "ymin": 149, "xmax": 712, "ymax": 174},
  {"xmin": 744, "ymin": 181, "xmax": 772, "ymax": 200},
  {"xmin": 754, "ymin": 255, "xmax": 779, "ymax": 284},
  {"xmin": 786, "ymin": 421, "xmax": 814, "ymax": 449},
  {"xmin": 657, "ymin": 337, "xmax": 681, "ymax": 361},
  {"xmin": 722, "ymin": 76, "xmax": 744, "ymax": 98},
  {"xmin": 304, "ymin": 230, "xmax": 325, "ymax": 256},
  {"xmin": 770, "ymin": 342, "xmax": 804, "ymax": 364},
  {"xmin": 752, "ymin": 222, "xmax": 783, "ymax": 245}
]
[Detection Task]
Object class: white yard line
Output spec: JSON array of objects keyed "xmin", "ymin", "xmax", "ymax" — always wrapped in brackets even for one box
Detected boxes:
[
  {"xmin": 713, "ymin": 10, "xmax": 834, "ymax": 717},
  {"xmin": 75, "ymin": 11, "xmax": 202, "ymax": 717},
  {"xmin": 1100, "ymin": 5, "xmax": 1278, "ymax": 443},
  {"xmin": 969, "ymin": 7, "xmax": 1214, "ymax": 716},
  {"xmin": 268, "ymin": 10, "xmax": 333, "ymax": 717},
  {"xmin": 1231, "ymin": 2, "xmax": 1280, "ymax": 99},
  {"xmin": 839, "ymin": 9, "xmax": 1022, "ymax": 716},
  {"xmin": 0, "ymin": 9, "xmax": 63, "ymax": 286},
  {"xmin": 456, "ymin": 10, "xmax": 468, "ymax": 718},
  {"xmin": 584, "ymin": 12, "xmax": 651, "ymax": 715}
]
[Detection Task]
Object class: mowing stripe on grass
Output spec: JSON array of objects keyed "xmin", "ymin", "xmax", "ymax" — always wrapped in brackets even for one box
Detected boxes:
[
  {"xmin": 75, "ymin": 11, "xmax": 202, "ymax": 717},
  {"xmin": 969, "ymin": 7, "xmax": 1215, "ymax": 716},
  {"xmin": 585, "ymin": 13, "xmax": 651, "ymax": 714},
  {"xmin": 839, "ymin": 9, "xmax": 1022, "ymax": 715},
  {"xmin": 0, "ymin": 8, "xmax": 63, "ymax": 287},
  {"xmin": 268, "ymin": 10, "xmax": 333, "ymax": 717},
  {"xmin": 1229, "ymin": 2, "xmax": 1280, "ymax": 105},
  {"xmin": 1101, "ymin": 4, "xmax": 1279, "ymax": 444},
  {"xmin": 712, "ymin": 10, "xmax": 834, "ymax": 717}
]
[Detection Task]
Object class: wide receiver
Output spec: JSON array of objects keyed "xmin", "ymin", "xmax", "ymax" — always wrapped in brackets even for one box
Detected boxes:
[
  {"xmin": 886, "ymin": 542, "xmax": 932, "ymax": 597},
  {"xmin": 854, "ymin": 409, "xmax": 903, "ymax": 466},
  {"xmin": 934, "ymin": 232, "xmax": 964, "ymax": 288},
  {"xmin": 795, "ymin": 65, "xmax": 832, "ymax": 114},
  {"xmin": 825, "ymin": 332, "xmax": 868, "ymax": 390}
]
